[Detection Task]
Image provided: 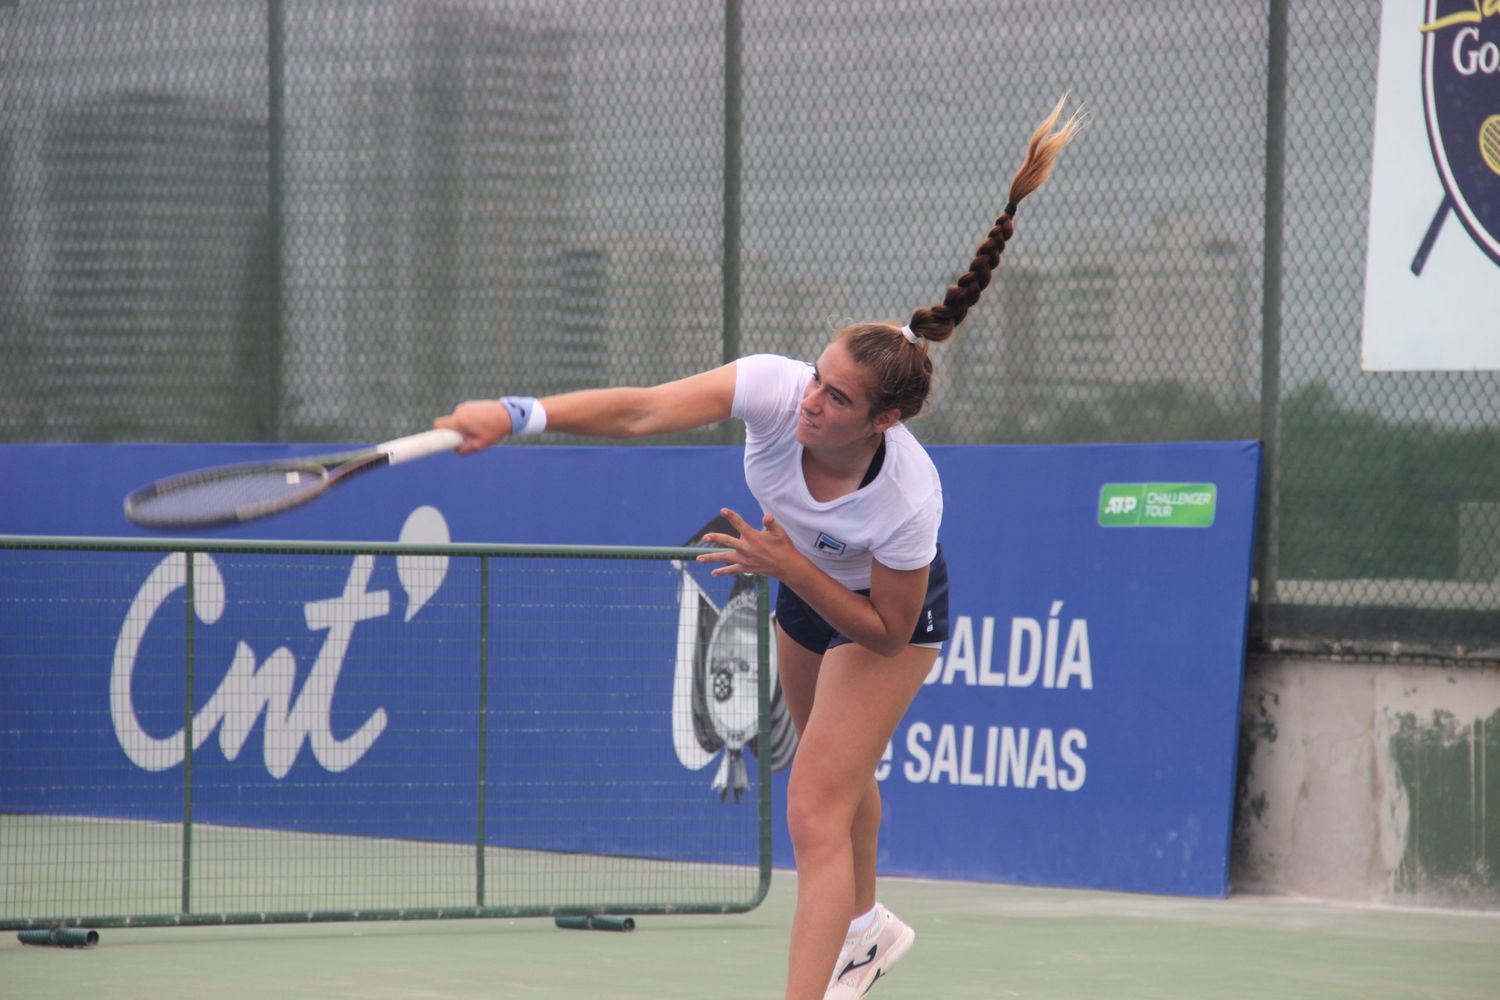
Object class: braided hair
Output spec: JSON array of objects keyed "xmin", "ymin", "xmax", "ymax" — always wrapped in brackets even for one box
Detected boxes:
[{"xmin": 844, "ymin": 94, "xmax": 1083, "ymax": 421}]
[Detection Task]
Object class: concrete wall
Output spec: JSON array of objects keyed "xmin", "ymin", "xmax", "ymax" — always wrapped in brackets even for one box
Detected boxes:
[{"xmin": 1233, "ymin": 654, "xmax": 1500, "ymax": 908}]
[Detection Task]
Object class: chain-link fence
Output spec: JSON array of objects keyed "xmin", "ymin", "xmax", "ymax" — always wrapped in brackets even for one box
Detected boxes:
[{"xmin": 3, "ymin": 0, "xmax": 1497, "ymax": 657}]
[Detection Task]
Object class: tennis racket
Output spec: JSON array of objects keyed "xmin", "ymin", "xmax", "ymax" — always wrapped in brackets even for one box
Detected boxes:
[{"xmin": 124, "ymin": 429, "xmax": 464, "ymax": 529}]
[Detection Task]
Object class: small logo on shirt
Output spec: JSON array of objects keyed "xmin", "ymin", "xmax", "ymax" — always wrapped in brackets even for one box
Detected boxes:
[{"xmin": 814, "ymin": 532, "xmax": 847, "ymax": 555}]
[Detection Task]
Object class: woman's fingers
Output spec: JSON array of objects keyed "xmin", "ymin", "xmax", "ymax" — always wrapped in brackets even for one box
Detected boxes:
[{"xmin": 695, "ymin": 507, "xmax": 789, "ymax": 577}]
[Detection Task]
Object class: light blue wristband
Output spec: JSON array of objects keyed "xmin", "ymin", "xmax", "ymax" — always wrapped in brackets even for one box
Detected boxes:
[{"xmin": 498, "ymin": 396, "xmax": 548, "ymax": 436}]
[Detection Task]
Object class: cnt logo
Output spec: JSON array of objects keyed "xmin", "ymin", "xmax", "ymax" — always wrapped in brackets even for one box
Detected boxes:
[{"xmin": 110, "ymin": 507, "xmax": 449, "ymax": 779}]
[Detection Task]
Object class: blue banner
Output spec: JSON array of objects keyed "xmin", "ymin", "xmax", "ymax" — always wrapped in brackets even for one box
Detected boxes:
[{"xmin": 0, "ymin": 440, "xmax": 1258, "ymax": 896}]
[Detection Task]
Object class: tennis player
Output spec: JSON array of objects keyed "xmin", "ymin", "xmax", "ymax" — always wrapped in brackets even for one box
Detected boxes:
[{"xmin": 436, "ymin": 97, "xmax": 1079, "ymax": 1000}]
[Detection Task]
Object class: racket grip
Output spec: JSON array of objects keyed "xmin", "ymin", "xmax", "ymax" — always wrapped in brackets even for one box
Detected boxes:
[{"xmin": 379, "ymin": 429, "xmax": 464, "ymax": 464}]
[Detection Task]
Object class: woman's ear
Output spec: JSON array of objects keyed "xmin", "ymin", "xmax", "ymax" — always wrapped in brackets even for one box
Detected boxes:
[{"xmin": 871, "ymin": 407, "xmax": 903, "ymax": 433}]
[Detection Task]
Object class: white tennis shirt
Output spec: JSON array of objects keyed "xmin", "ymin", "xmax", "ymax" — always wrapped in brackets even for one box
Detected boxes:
[{"xmin": 731, "ymin": 353, "xmax": 943, "ymax": 591}]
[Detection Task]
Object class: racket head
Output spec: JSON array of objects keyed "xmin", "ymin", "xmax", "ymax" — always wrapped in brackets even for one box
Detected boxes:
[{"xmin": 124, "ymin": 459, "xmax": 340, "ymax": 528}]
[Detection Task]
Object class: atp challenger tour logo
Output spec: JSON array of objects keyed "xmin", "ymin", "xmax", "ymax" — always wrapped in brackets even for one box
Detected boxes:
[
  {"xmin": 1412, "ymin": 1, "xmax": 1500, "ymax": 273},
  {"xmin": 110, "ymin": 507, "xmax": 450, "ymax": 778},
  {"xmin": 1098, "ymin": 483, "xmax": 1217, "ymax": 527}
]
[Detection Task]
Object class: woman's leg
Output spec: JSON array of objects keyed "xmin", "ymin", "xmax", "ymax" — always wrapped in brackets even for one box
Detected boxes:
[
  {"xmin": 772, "ymin": 622, "xmax": 822, "ymax": 735},
  {"xmin": 782, "ymin": 640, "xmax": 937, "ymax": 1000},
  {"xmin": 849, "ymin": 775, "xmax": 881, "ymax": 917},
  {"xmin": 776, "ymin": 626, "xmax": 882, "ymax": 921}
]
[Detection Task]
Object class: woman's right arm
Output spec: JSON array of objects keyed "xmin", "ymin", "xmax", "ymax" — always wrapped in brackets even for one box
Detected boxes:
[{"xmin": 435, "ymin": 362, "xmax": 738, "ymax": 454}]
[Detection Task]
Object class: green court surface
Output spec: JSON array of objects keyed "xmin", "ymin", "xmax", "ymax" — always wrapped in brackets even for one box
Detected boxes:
[{"xmin": 3, "ymin": 872, "xmax": 1496, "ymax": 1000}]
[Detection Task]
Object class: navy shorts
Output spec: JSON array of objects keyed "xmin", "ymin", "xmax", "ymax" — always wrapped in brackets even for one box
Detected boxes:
[{"xmin": 775, "ymin": 545, "xmax": 949, "ymax": 653}]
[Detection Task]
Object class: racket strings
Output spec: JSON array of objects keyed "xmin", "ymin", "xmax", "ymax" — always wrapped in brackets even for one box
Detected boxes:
[{"xmin": 126, "ymin": 463, "xmax": 331, "ymax": 527}]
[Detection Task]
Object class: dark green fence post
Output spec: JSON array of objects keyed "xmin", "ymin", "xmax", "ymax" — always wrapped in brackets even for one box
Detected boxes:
[
  {"xmin": 476, "ymin": 555, "xmax": 489, "ymax": 908},
  {"xmin": 1256, "ymin": 0, "xmax": 1288, "ymax": 613},
  {"xmin": 720, "ymin": 0, "xmax": 743, "ymax": 444},
  {"xmin": 265, "ymin": 0, "xmax": 287, "ymax": 441},
  {"xmin": 182, "ymin": 552, "xmax": 196, "ymax": 915},
  {"xmin": 755, "ymin": 575, "xmax": 772, "ymax": 904}
]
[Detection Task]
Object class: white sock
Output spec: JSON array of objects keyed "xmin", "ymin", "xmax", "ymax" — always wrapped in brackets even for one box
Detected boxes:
[{"xmin": 847, "ymin": 905, "xmax": 878, "ymax": 936}]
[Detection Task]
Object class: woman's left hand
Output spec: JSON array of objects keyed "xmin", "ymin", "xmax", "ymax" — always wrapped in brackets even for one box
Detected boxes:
[{"xmin": 697, "ymin": 508, "xmax": 799, "ymax": 579}]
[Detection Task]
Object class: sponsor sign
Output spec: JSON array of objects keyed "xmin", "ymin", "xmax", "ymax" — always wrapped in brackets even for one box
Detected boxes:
[
  {"xmin": 1098, "ymin": 483, "xmax": 1217, "ymax": 527},
  {"xmin": 1, "ymin": 440, "xmax": 1259, "ymax": 896},
  {"xmin": 1363, "ymin": 1, "xmax": 1500, "ymax": 370}
]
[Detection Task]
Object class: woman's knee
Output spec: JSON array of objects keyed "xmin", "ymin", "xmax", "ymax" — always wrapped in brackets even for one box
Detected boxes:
[{"xmin": 785, "ymin": 778, "xmax": 855, "ymax": 859}]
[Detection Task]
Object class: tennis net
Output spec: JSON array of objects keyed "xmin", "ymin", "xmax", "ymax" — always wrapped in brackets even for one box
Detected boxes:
[{"xmin": 0, "ymin": 536, "xmax": 772, "ymax": 929}]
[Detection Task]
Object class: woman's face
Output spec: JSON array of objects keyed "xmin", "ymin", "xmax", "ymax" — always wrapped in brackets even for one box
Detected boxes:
[{"xmin": 797, "ymin": 338, "xmax": 897, "ymax": 450}]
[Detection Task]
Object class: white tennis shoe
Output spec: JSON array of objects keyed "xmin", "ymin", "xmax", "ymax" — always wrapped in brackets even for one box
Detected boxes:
[{"xmin": 824, "ymin": 903, "xmax": 915, "ymax": 999}]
